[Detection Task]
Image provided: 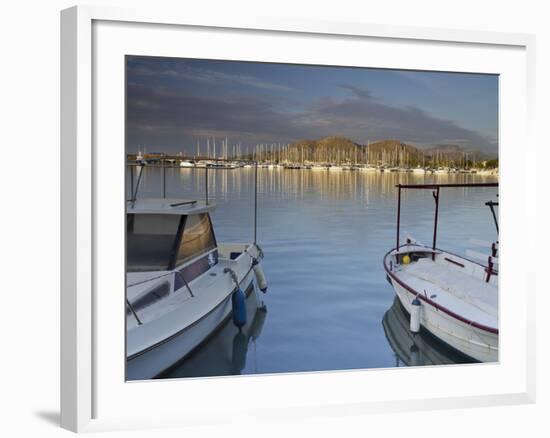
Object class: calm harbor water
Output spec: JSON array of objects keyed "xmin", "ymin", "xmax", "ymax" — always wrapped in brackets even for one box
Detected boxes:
[{"xmin": 129, "ymin": 167, "xmax": 499, "ymax": 377}]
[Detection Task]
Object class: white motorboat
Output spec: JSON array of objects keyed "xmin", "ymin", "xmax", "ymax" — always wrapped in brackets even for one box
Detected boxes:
[
  {"xmin": 179, "ymin": 160, "xmax": 195, "ymax": 168},
  {"xmin": 209, "ymin": 161, "xmax": 238, "ymax": 169},
  {"xmin": 360, "ymin": 166, "xmax": 377, "ymax": 172},
  {"xmin": 311, "ymin": 164, "xmax": 329, "ymax": 171},
  {"xmin": 135, "ymin": 151, "xmax": 147, "ymax": 165},
  {"xmin": 383, "ymin": 182, "xmax": 499, "ymax": 362},
  {"xmin": 194, "ymin": 160, "xmax": 209, "ymax": 168},
  {"xmin": 126, "ymin": 168, "xmax": 268, "ymax": 380}
]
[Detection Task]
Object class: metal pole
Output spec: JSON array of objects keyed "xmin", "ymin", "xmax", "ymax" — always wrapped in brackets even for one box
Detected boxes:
[
  {"xmin": 175, "ymin": 271, "xmax": 195, "ymax": 297},
  {"xmin": 129, "ymin": 165, "xmax": 134, "ymax": 199},
  {"xmin": 396, "ymin": 185, "xmax": 401, "ymax": 252},
  {"xmin": 205, "ymin": 166, "xmax": 209, "ymax": 205},
  {"xmin": 254, "ymin": 161, "xmax": 258, "ymax": 244},
  {"xmin": 132, "ymin": 164, "xmax": 144, "ymax": 205},
  {"xmin": 485, "ymin": 200, "xmax": 499, "ymax": 234},
  {"xmin": 126, "ymin": 299, "xmax": 142, "ymax": 325},
  {"xmin": 432, "ymin": 186, "xmax": 440, "ymax": 260},
  {"xmin": 162, "ymin": 161, "xmax": 166, "ymax": 199}
]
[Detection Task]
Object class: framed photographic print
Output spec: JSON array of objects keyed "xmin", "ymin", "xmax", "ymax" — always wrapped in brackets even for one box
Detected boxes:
[{"xmin": 61, "ymin": 5, "xmax": 536, "ymax": 432}]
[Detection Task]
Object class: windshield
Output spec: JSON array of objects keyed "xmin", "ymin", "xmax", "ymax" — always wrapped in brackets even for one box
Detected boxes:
[
  {"xmin": 127, "ymin": 214, "xmax": 181, "ymax": 272},
  {"xmin": 175, "ymin": 214, "xmax": 217, "ymax": 267}
]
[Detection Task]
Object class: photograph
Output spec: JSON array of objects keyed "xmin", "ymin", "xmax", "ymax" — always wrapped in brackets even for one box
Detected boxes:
[{"xmin": 124, "ymin": 55, "xmax": 499, "ymax": 381}]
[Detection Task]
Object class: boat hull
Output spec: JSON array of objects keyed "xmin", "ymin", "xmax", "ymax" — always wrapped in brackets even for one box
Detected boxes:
[
  {"xmin": 384, "ymin": 251, "xmax": 498, "ymax": 363},
  {"xmin": 382, "ymin": 298, "xmax": 476, "ymax": 366},
  {"xmin": 389, "ymin": 277, "xmax": 497, "ymax": 362},
  {"xmin": 127, "ymin": 269, "xmax": 256, "ymax": 380}
]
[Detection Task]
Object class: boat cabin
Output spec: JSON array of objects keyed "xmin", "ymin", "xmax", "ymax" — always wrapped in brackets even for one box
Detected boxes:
[{"xmin": 126, "ymin": 198, "xmax": 218, "ymax": 275}]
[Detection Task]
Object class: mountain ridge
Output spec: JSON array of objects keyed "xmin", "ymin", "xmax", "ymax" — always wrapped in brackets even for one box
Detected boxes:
[{"xmin": 281, "ymin": 136, "xmax": 493, "ymax": 166}]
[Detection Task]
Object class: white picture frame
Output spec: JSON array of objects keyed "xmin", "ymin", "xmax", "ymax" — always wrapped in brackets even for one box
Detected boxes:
[{"xmin": 60, "ymin": 5, "xmax": 536, "ymax": 433}]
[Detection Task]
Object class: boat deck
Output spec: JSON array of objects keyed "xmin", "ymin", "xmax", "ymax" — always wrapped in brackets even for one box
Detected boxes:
[
  {"xmin": 126, "ymin": 244, "xmax": 258, "ymax": 357},
  {"xmin": 394, "ymin": 257, "xmax": 497, "ymax": 329}
]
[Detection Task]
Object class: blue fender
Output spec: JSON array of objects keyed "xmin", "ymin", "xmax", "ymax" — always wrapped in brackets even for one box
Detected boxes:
[{"xmin": 232, "ymin": 288, "xmax": 247, "ymax": 328}]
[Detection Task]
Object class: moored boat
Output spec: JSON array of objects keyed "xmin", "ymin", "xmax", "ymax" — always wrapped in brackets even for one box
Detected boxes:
[
  {"xmin": 412, "ymin": 167, "xmax": 426, "ymax": 174},
  {"xmin": 383, "ymin": 182, "xmax": 499, "ymax": 362},
  {"xmin": 126, "ymin": 165, "xmax": 268, "ymax": 380},
  {"xmin": 360, "ymin": 166, "xmax": 377, "ymax": 172},
  {"xmin": 311, "ymin": 164, "xmax": 329, "ymax": 171}
]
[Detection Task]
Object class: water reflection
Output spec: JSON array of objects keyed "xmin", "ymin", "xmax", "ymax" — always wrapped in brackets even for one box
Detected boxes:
[
  {"xmin": 159, "ymin": 289, "xmax": 268, "ymax": 378},
  {"xmin": 382, "ymin": 298, "xmax": 474, "ymax": 366},
  {"xmin": 164, "ymin": 167, "xmax": 496, "ymax": 202},
  {"xmin": 130, "ymin": 167, "xmax": 496, "ymax": 375}
]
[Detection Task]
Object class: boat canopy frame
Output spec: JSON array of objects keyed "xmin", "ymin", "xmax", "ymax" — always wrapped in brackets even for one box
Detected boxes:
[
  {"xmin": 128, "ymin": 159, "xmax": 261, "ymax": 245},
  {"xmin": 395, "ymin": 182, "xmax": 499, "ymax": 260}
]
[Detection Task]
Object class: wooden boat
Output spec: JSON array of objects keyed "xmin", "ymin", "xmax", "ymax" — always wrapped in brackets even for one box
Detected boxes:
[{"xmin": 383, "ymin": 182, "xmax": 499, "ymax": 362}]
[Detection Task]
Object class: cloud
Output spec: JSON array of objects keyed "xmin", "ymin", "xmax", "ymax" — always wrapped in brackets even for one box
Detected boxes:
[
  {"xmin": 128, "ymin": 63, "xmax": 294, "ymax": 92},
  {"xmin": 293, "ymin": 85, "xmax": 497, "ymax": 152},
  {"xmin": 126, "ymin": 78, "xmax": 497, "ymax": 155},
  {"xmin": 339, "ymin": 85, "xmax": 376, "ymax": 100},
  {"xmin": 126, "ymin": 83, "xmax": 302, "ymax": 150}
]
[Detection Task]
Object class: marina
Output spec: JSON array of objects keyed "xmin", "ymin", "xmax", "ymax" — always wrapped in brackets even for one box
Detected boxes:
[
  {"xmin": 128, "ymin": 136, "xmax": 499, "ymax": 176},
  {"xmin": 128, "ymin": 154, "xmax": 498, "ymax": 176},
  {"xmin": 127, "ymin": 165, "xmax": 498, "ymax": 377}
]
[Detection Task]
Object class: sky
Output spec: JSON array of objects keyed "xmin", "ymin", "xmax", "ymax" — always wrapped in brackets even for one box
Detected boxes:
[{"xmin": 126, "ymin": 56, "xmax": 498, "ymax": 157}]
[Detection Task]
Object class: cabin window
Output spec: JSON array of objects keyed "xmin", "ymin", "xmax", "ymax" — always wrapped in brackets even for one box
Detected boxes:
[
  {"xmin": 175, "ymin": 214, "xmax": 216, "ymax": 267},
  {"xmin": 127, "ymin": 214, "xmax": 181, "ymax": 272}
]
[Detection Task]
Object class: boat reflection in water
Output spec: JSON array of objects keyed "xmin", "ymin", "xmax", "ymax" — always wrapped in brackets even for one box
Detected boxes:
[
  {"xmin": 158, "ymin": 288, "xmax": 268, "ymax": 378},
  {"xmin": 382, "ymin": 298, "xmax": 475, "ymax": 367}
]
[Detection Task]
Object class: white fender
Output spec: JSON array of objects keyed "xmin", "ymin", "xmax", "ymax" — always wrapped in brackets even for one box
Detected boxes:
[
  {"xmin": 253, "ymin": 262, "xmax": 268, "ymax": 292},
  {"xmin": 410, "ymin": 298, "xmax": 421, "ymax": 333}
]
